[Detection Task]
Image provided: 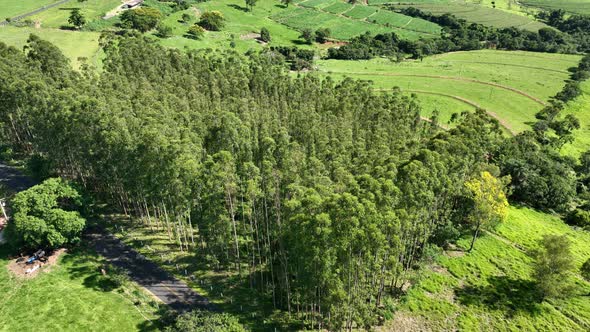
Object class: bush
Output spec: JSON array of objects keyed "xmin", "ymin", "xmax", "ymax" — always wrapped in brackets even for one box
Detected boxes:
[
  {"xmin": 120, "ymin": 8, "xmax": 162, "ymax": 32},
  {"xmin": 581, "ymin": 259, "xmax": 590, "ymax": 281},
  {"xmin": 165, "ymin": 310, "xmax": 245, "ymax": 332},
  {"xmin": 156, "ymin": 24, "xmax": 173, "ymax": 38},
  {"xmin": 198, "ymin": 11, "xmax": 225, "ymax": 31},
  {"xmin": 531, "ymin": 235, "xmax": 576, "ymax": 300},
  {"xmin": 315, "ymin": 28, "xmax": 331, "ymax": 44},
  {"xmin": 5, "ymin": 178, "xmax": 86, "ymax": 250},
  {"xmin": 260, "ymin": 27, "xmax": 271, "ymax": 43},
  {"xmin": 186, "ymin": 25, "xmax": 205, "ymax": 39},
  {"xmin": 566, "ymin": 209, "xmax": 590, "ymax": 227}
]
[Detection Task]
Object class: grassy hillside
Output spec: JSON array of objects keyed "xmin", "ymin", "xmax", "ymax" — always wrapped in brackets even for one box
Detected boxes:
[
  {"xmin": 387, "ymin": 206, "xmax": 590, "ymax": 331},
  {"xmin": 1, "ymin": 0, "xmax": 61, "ymax": 19},
  {"xmin": 561, "ymin": 80, "xmax": 590, "ymax": 158},
  {"xmin": 521, "ymin": 0, "xmax": 590, "ymax": 14},
  {"xmin": 28, "ymin": 0, "xmax": 121, "ymax": 29},
  {"xmin": 316, "ymin": 50, "xmax": 581, "ymax": 133},
  {"xmin": 0, "ymin": 246, "xmax": 159, "ymax": 332}
]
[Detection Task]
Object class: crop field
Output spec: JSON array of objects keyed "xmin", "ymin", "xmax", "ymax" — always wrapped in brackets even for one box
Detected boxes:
[
  {"xmin": 271, "ymin": 4, "xmax": 441, "ymax": 40},
  {"xmin": 323, "ymin": 2, "xmax": 354, "ymax": 14},
  {"xmin": 0, "ymin": 246, "xmax": 158, "ymax": 331},
  {"xmin": 387, "ymin": 206, "xmax": 590, "ymax": 331},
  {"xmin": 393, "ymin": 3, "xmax": 547, "ymax": 31},
  {"xmin": 1, "ymin": 0, "xmax": 61, "ymax": 19},
  {"xmin": 316, "ymin": 50, "xmax": 581, "ymax": 133},
  {"xmin": 521, "ymin": 0, "xmax": 590, "ymax": 14}
]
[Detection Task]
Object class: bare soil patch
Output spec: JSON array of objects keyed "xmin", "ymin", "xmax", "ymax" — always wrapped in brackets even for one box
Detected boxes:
[
  {"xmin": 240, "ymin": 32, "xmax": 260, "ymax": 40},
  {"xmin": 7, "ymin": 248, "xmax": 66, "ymax": 279}
]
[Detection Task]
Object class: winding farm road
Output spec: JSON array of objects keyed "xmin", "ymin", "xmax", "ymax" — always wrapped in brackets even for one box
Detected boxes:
[
  {"xmin": 0, "ymin": 162, "xmax": 212, "ymax": 313},
  {"xmin": 0, "ymin": 0, "xmax": 71, "ymax": 26}
]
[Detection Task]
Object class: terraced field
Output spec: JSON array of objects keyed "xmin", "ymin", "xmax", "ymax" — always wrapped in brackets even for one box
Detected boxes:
[
  {"xmin": 273, "ymin": 0, "xmax": 441, "ymax": 40},
  {"xmin": 386, "ymin": 206, "xmax": 590, "ymax": 331},
  {"xmin": 316, "ymin": 50, "xmax": 582, "ymax": 133}
]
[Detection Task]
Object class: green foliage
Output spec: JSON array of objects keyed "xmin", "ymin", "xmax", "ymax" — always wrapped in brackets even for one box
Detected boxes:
[
  {"xmin": 165, "ymin": 310, "xmax": 246, "ymax": 332},
  {"xmin": 245, "ymin": 0, "xmax": 257, "ymax": 12},
  {"xmin": 6, "ymin": 178, "xmax": 85, "ymax": 250},
  {"xmin": 156, "ymin": 24, "xmax": 173, "ymax": 38},
  {"xmin": 68, "ymin": 8, "xmax": 86, "ymax": 29},
  {"xmin": 581, "ymin": 258, "xmax": 590, "ymax": 281},
  {"xmin": 566, "ymin": 209, "xmax": 590, "ymax": 227},
  {"xmin": 314, "ymin": 27, "xmax": 330, "ymax": 43},
  {"xmin": 120, "ymin": 7, "xmax": 162, "ymax": 33},
  {"xmin": 181, "ymin": 12, "xmax": 191, "ymax": 23},
  {"xmin": 531, "ymin": 234, "xmax": 576, "ymax": 300},
  {"xmin": 186, "ymin": 24, "xmax": 205, "ymax": 39},
  {"xmin": 198, "ymin": 11, "xmax": 225, "ymax": 31},
  {"xmin": 299, "ymin": 28, "xmax": 313, "ymax": 44},
  {"xmin": 260, "ymin": 27, "xmax": 270, "ymax": 43}
]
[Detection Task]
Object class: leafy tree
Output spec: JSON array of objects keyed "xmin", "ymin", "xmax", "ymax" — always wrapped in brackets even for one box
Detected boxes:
[
  {"xmin": 260, "ymin": 27, "xmax": 271, "ymax": 43},
  {"xmin": 581, "ymin": 258, "xmax": 590, "ymax": 281},
  {"xmin": 186, "ymin": 25, "xmax": 205, "ymax": 39},
  {"xmin": 120, "ymin": 7, "xmax": 162, "ymax": 33},
  {"xmin": 198, "ymin": 11, "xmax": 225, "ymax": 31},
  {"xmin": 300, "ymin": 28, "xmax": 313, "ymax": 44},
  {"xmin": 465, "ymin": 171, "xmax": 508, "ymax": 252},
  {"xmin": 68, "ymin": 8, "xmax": 86, "ymax": 29},
  {"xmin": 245, "ymin": 0, "xmax": 257, "ymax": 11},
  {"xmin": 532, "ymin": 235, "xmax": 576, "ymax": 300},
  {"xmin": 165, "ymin": 310, "xmax": 245, "ymax": 332},
  {"xmin": 315, "ymin": 28, "xmax": 331, "ymax": 44},
  {"xmin": 156, "ymin": 24, "xmax": 173, "ymax": 38},
  {"xmin": 5, "ymin": 178, "xmax": 85, "ymax": 249}
]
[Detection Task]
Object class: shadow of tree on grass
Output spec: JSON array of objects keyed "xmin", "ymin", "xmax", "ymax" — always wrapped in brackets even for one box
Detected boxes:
[{"xmin": 455, "ymin": 276, "xmax": 543, "ymax": 317}]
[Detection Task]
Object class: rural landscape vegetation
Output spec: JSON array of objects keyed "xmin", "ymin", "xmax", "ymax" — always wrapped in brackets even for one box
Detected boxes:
[{"xmin": 1, "ymin": 0, "xmax": 590, "ymax": 331}]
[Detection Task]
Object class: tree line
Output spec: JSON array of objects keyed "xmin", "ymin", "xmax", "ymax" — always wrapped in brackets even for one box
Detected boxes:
[{"xmin": 0, "ymin": 34, "xmax": 588, "ymax": 329}]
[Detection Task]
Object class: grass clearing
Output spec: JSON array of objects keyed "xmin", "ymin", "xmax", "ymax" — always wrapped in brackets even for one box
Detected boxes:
[
  {"xmin": 0, "ymin": 245, "xmax": 159, "ymax": 331},
  {"xmin": 28, "ymin": 0, "xmax": 122, "ymax": 29},
  {"xmin": 1, "ymin": 0, "xmax": 61, "ymax": 19},
  {"xmin": 317, "ymin": 50, "xmax": 580, "ymax": 133},
  {"xmin": 0, "ymin": 26, "xmax": 101, "ymax": 69},
  {"xmin": 388, "ymin": 206, "xmax": 590, "ymax": 331},
  {"xmin": 561, "ymin": 80, "xmax": 590, "ymax": 158}
]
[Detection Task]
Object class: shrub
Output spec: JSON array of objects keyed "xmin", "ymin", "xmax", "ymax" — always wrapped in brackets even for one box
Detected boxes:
[
  {"xmin": 198, "ymin": 11, "xmax": 225, "ymax": 31},
  {"xmin": 260, "ymin": 27, "xmax": 271, "ymax": 43},
  {"xmin": 565, "ymin": 209, "xmax": 590, "ymax": 227},
  {"xmin": 581, "ymin": 259, "xmax": 590, "ymax": 281},
  {"xmin": 165, "ymin": 310, "xmax": 245, "ymax": 332},
  {"xmin": 186, "ymin": 25, "xmax": 205, "ymax": 39},
  {"xmin": 156, "ymin": 24, "xmax": 173, "ymax": 38}
]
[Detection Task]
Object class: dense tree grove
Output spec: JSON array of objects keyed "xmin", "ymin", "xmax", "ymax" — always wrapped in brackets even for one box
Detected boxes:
[
  {"xmin": 0, "ymin": 34, "xmax": 587, "ymax": 328},
  {"xmin": 327, "ymin": 7, "xmax": 583, "ymax": 60}
]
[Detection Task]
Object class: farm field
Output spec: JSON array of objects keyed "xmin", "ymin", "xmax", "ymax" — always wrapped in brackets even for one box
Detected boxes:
[
  {"xmin": 387, "ymin": 206, "xmax": 590, "ymax": 331},
  {"xmin": 521, "ymin": 0, "xmax": 590, "ymax": 14},
  {"xmin": 0, "ymin": 245, "xmax": 158, "ymax": 332},
  {"xmin": 1, "ymin": 0, "xmax": 61, "ymax": 19},
  {"xmin": 316, "ymin": 50, "xmax": 581, "ymax": 133},
  {"xmin": 273, "ymin": 0, "xmax": 442, "ymax": 40},
  {"xmin": 392, "ymin": 2, "xmax": 547, "ymax": 31}
]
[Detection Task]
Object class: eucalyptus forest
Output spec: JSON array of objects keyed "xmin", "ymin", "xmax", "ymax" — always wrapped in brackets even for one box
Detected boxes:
[{"xmin": 2, "ymin": 1, "xmax": 590, "ymax": 331}]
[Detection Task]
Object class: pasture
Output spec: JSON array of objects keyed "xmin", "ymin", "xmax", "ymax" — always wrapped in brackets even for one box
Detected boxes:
[
  {"xmin": 562, "ymin": 81, "xmax": 590, "ymax": 158},
  {"xmin": 316, "ymin": 50, "xmax": 581, "ymax": 133},
  {"xmin": 28, "ymin": 0, "xmax": 122, "ymax": 29},
  {"xmin": 0, "ymin": 26, "xmax": 101, "ymax": 69},
  {"xmin": 387, "ymin": 206, "xmax": 590, "ymax": 331},
  {"xmin": 0, "ymin": 245, "xmax": 158, "ymax": 331},
  {"xmin": 1, "ymin": 0, "xmax": 61, "ymax": 19}
]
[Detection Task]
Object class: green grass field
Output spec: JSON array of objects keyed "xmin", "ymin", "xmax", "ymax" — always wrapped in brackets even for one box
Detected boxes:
[
  {"xmin": 387, "ymin": 206, "xmax": 590, "ymax": 331},
  {"xmin": 28, "ymin": 0, "xmax": 121, "ymax": 29},
  {"xmin": 1, "ymin": 0, "xmax": 61, "ymax": 19},
  {"xmin": 521, "ymin": 0, "xmax": 590, "ymax": 14},
  {"xmin": 316, "ymin": 50, "xmax": 581, "ymax": 133},
  {"xmin": 0, "ymin": 26, "xmax": 101, "ymax": 69},
  {"xmin": 0, "ymin": 245, "xmax": 159, "ymax": 332}
]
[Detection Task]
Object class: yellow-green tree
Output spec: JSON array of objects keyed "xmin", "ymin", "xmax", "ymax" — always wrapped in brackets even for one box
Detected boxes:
[{"xmin": 465, "ymin": 171, "xmax": 508, "ymax": 252}]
